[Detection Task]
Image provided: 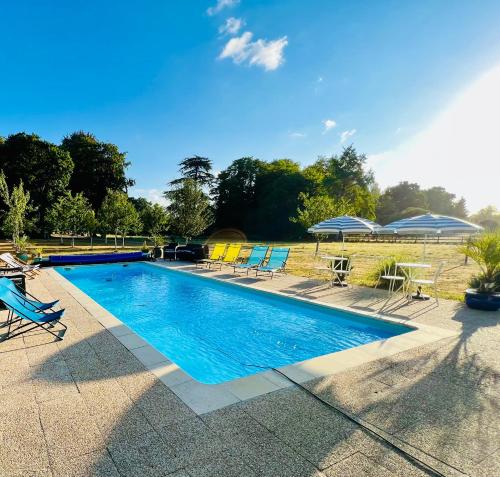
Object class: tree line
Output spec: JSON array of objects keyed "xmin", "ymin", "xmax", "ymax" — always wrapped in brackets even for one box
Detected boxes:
[{"xmin": 0, "ymin": 131, "xmax": 496, "ymax": 246}]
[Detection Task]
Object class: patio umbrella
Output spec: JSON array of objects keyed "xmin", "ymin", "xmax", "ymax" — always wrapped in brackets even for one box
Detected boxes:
[
  {"xmin": 380, "ymin": 213, "xmax": 483, "ymax": 259},
  {"xmin": 308, "ymin": 216, "xmax": 381, "ymax": 253}
]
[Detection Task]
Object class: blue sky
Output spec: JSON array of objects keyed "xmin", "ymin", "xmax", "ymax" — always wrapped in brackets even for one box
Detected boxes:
[{"xmin": 2, "ymin": 0, "xmax": 500, "ymax": 211}]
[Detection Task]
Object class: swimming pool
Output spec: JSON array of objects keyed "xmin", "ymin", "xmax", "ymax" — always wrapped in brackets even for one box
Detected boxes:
[{"xmin": 56, "ymin": 262, "xmax": 411, "ymax": 384}]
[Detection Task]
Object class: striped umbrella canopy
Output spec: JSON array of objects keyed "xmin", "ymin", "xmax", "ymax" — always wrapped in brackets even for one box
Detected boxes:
[
  {"xmin": 308, "ymin": 216, "xmax": 381, "ymax": 234},
  {"xmin": 380, "ymin": 213, "xmax": 483, "ymax": 235}
]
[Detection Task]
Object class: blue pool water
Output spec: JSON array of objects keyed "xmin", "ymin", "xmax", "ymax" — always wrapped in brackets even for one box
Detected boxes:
[{"xmin": 56, "ymin": 262, "xmax": 410, "ymax": 384}]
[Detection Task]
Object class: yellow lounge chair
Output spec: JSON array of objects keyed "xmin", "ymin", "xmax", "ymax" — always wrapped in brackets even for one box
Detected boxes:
[
  {"xmin": 209, "ymin": 244, "xmax": 242, "ymax": 270},
  {"xmin": 196, "ymin": 243, "xmax": 226, "ymax": 268}
]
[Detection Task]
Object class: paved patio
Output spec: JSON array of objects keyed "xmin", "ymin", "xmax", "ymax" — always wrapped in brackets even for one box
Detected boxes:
[{"xmin": 0, "ymin": 264, "xmax": 498, "ymax": 476}]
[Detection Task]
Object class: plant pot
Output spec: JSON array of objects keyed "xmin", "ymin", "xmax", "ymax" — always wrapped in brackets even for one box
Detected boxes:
[
  {"xmin": 464, "ymin": 288, "xmax": 500, "ymax": 311},
  {"xmin": 17, "ymin": 253, "xmax": 29, "ymax": 262}
]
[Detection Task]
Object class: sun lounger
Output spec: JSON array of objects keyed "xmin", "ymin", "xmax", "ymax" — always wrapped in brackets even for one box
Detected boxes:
[
  {"xmin": 233, "ymin": 246, "xmax": 269, "ymax": 275},
  {"xmin": 0, "ymin": 277, "xmax": 58, "ymax": 312},
  {"xmin": 196, "ymin": 243, "xmax": 226, "ymax": 268},
  {"xmin": 0, "ymin": 284, "xmax": 66, "ymax": 342},
  {"xmin": 0, "ymin": 253, "xmax": 40, "ymax": 278},
  {"xmin": 209, "ymin": 244, "xmax": 242, "ymax": 270},
  {"xmin": 255, "ymin": 247, "xmax": 290, "ymax": 279}
]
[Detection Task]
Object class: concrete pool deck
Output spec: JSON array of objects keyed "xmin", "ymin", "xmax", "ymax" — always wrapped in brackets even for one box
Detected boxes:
[
  {"xmin": 0, "ymin": 262, "xmax": 498, "ymax": 476},
  {"xmin": 47, "ymin": 262, "xmax": 458, "ymax": 415}
]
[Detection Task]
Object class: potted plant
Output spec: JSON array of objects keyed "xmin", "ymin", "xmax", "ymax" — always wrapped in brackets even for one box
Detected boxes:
[
  {"xmin": 151, "ymin": 235, "xmax": 165, "ymax": 259},
  {"xmin": 15, "ymin": 235, "xmax": 31, "ymax": 262},
  {"xmin": 461, "ymin": 232, "xmax": 500, "ymax": 311},
  {"xmin": 141, "ymin": 241, "xmax": 149, "ymax": 254}
]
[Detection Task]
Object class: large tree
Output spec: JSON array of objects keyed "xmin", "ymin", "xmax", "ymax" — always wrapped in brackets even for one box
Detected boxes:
[
  {"xmin": 141, "ymin": 202, "xmax": 170, "ymax": 236},
  {"xmin": 470, "ymin": 206, "xmax": 500, "ymax": 230},
  {"xmin": 47, "ymin": 191, "xmax": 96, "ymax": 247},
  {"xmin": 323, "ymin": 146, "xmax": 374, "ymax": 198},
  {"xmin": 170, "ymin": 156, "xmax": 214, "ymax": 187},
  {"xmin": 424, "ymin": 186, "xmax": 467, "ymax": 217},
  {"xmin": 213, "ymin": 157, "xmax": 265, "ymax": 231},
  {"xmin": 248, "ymin": 159, "xmax": 310, "ymax": 239},
  {"xmin": 0, "ymin": 133, "xmax": 73, "ymax": 235},
  {"xmin": 98, "ymin": 190, "xmax": 141, "ymax": 249},
  {"xmin": 130, "ymin": 197, "xmax": 170, "ymax": 236},
  {"xmin": 290, "ymin": 193, "xmax": 354, "ymax": 232},
  {"xmin": 165, "ymin": 179, "xmax": 213, "ymax": 242},
  {"xmin": 376, "ymin": 182, "xmax": 427, "ymax": 224},
  {"xmin": 61, "ymin": 131, "xmax": 134, "ymax": 210},
  {"xmin": 0, "ymin": 171, "xmax": 32, "ymax": 243}
]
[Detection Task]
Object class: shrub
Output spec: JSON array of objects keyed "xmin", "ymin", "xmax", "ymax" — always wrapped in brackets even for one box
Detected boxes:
[{"xmin": 370, "ymin": 256, "xmax": 408, "ymax": 289}]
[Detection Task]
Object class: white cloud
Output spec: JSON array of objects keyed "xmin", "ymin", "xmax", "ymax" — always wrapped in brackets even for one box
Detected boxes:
[
  {"xmin": 219, "ymin": 17, "xmax": 244, "ymax": 35},
  {"xmin": 219, "ymin": 31, "xmax": 288, "ymax": 71},
  {"xmin": 322, "ymin": 119, "xmax": 336, "ymax": 133},
  {"xmin": 130, "ymin": 188, "xmax": 168, "ymax": 207},
  {"xmin": 290, "ymin": 131, "xmax": 306, "ymax": 138},
  {"xmin": 340, "ymin": 129, "xmax": 356, "ymax": 143},
  {"xmin": 219, "ymin": 32, "xmax": 253, "ymax": 63},
  {"xmin": 367, "ymin": 63, "xmax": 500, "ymax": 212},
  {"xmin": 207, "ymin": 0, "xmax": 239, "ymax": 16}
]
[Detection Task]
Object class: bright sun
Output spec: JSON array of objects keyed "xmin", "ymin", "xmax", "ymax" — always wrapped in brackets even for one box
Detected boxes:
[{"xmin": 369, "ymin": 63, "xmax": 500, "ymax": 212}]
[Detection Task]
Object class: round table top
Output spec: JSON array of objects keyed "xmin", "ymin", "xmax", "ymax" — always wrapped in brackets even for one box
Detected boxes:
[{"xmin": 396, "ymin": 262, "xmax": 431, "ymax": 269}]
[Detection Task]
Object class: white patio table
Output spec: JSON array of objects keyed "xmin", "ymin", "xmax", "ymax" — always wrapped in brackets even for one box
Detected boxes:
[
  {"xmin": 396, "ymin": 262, "xmax": 432, "ymax": 300},
  {"xmin": 319, "ymin": 256, "xmax": 351, "ymax": 287}
]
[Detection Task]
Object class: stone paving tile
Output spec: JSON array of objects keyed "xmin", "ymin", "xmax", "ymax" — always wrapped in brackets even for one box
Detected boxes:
[
  {"xmin": 50, "ymin": 450, "xmax": 121, "ymax": 477},
  {"xmin": 277, "ymin": 423, "xmax": 375, "ymax": 470},
  {"xmin": 56, "ymin": 336, "xmax": 96, "ymax": 362},
  {"xmin": 38, "ymin": 394, "xmax": 106, "ymax": 461},
  {"xmin": 395, "ymin": 415, "xmax": 500, "ymax": 472},
  {"xmin": 0, "ymin": 382, "xmax": 37, "ymax": 415},
  {"xmin": 202, "ymin": 404, "xmax": 271, "ymax": 441},
  {"xmin": 158, "ymin": 416, "xmax": 230, "ymax": 466},
  {"xmin": 240, "ymin": 386, "xmax": 333, "ymax": 431},
  {"xmin": 303, "ymin": 372, "xmax": 393, "ymax": 416},
  {"xmin": 114, "ymin": 364, "xmax": 159, "ymax": 399},
  {"xmin": 0, "ymin": 332, "xmax": 27, "ymax": 352},
  {"xmin": 229, "ymin": 429, "xmax": 324, "ymax": 477},
  {"xmin": 466, "ymin": 450, "xmax": 500, "ymax": 477},
  {"xmin": 1, "ymin": 468, "xmax": 53, "ymax": 477},
  {"xmin": 323, "ymin": 452, "xmax": 395, "ymax": 476},
  {"xmin": 30, "ymin": 359, "xmax": 80, "ymax": 403},
  {"xmin": 186, "ymin": 449, "xmax": 259, "ymax": 477},
  {"xmin": 24, "ymin": 340, "xmax": 64, "ymax": 367},
  {"xmin": 135, "ymin": 381, "xmax": 197, "ymax": 430},
  {"xmin": 86, "ymin": 330, "xmax": 137, "ymax": 366},
  {"xmin": 107, "ymin": 430, "xmax": 183, "ymax": 477},
  {"xmin": 0, "ymin": 360, "xmax": 32, "ymax": 390},
  {"xmin": 0, "ymin": 347, "xmax": 29, "ymax": 370},
  {"xmin": 0, "ymin": 407, "xmax": 51, "ymax": 475},
  {"xmin": 360, "ymin": 439, "xmax": 434, "ymax": 477},
  {"xmin": 77, "ymin": 379, "xmax": 155, "ymax": 441}
]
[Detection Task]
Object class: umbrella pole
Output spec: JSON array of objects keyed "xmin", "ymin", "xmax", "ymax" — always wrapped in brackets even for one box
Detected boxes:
[
  {"xmin": 464, "ymin": 234, "xmax": 470, "ymax": 265},
  {"xmin": 315, "ymin": 236, "xmax": 320, "ymax": 256},
  {"xmin": 423, "ymin": 234, "xmax": 427, "ymax": 262}
]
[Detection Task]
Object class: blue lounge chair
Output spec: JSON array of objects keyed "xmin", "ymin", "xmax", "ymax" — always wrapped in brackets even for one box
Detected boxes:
[
  {"xmin": 255, "ymin": 247, "xmax": 290, "ymax": 279},
  {"xmin": 0, "ymin": 277, "xmax": 58, "ymax": 312},
  {"xmin": 0, "ymin": 285, "xmax": 66, "ymax": 342},
  {"xmin": 233, "ymin": 246, "xmax": 269, "ymax": 275}
]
